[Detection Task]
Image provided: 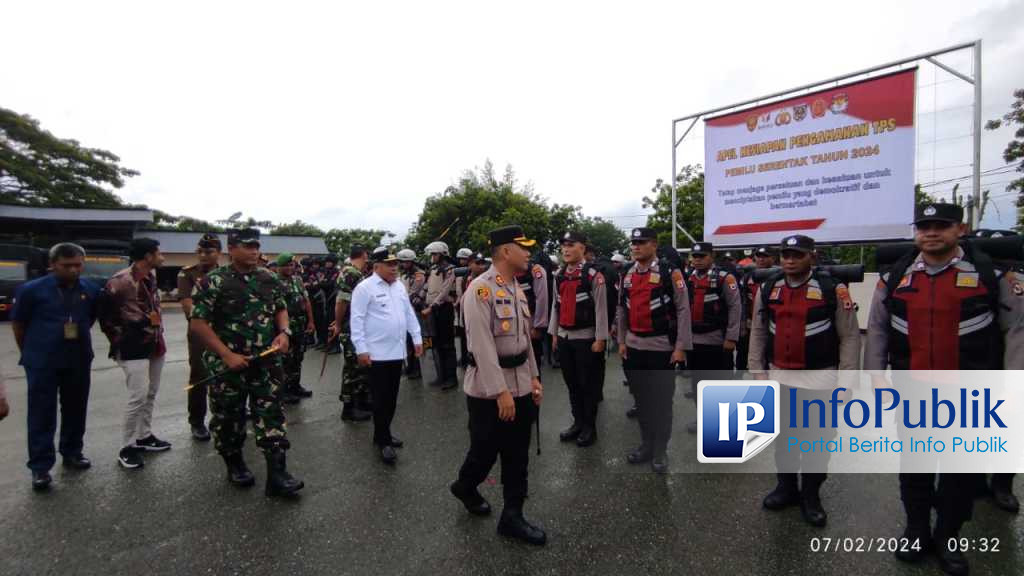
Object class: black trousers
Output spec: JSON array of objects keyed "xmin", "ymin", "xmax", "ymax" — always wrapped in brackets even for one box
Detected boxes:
[
  {"xmin": 687, "ymin": 343, "xmax": 733, "ymax": 398},
  {"xmin": 430, "ymin": 303, "xmax": 458, "ymax": 382},
  {"xmin": 458, "ymin": 394, "xmax": 536, "ymax": 509},
  {"xmin": 531, "ymin": 336, "xmax": 544, "ymax": 377},
  {"xmin": 899, "ymin": 473, "xmax": 977, "ymax": 532},
  {"xmin": 186, "ymin": 332, "xmax": 208, "ymax": 426},
  {"xmin": 623, "ymin": 348, "xmax": 675, "ymax": 456},
  {"xmin": 324, "ymin": 295, "xmax": 339, "ymax": 351},
  {"xmin": 405, "ymin": 333, "xmax": 420, "ymax": 375},
  {"xmin": 557, "ymin": 337, "xmax": 600, "ymax": 430},
  {"xmin": 456, "ymin": 325, "xmax": 469, "ymax": 366},
  {"xmin": 26, "ymin": 361, "xmax": 91, "ymax": 472},
  {"xmin": 777, "ymin": 386, "xmax": 834, "ymax": 487},
  {"xmin": 369, "ymin": 360, "xmax": 404, "ymax": 446},
  {"xmin": 311, "ymin": 294, "xmax": 326, "ymax": 344},
  {"xmin": 735, "ymin": 333, "xmax": 750, "ymax": 372}
]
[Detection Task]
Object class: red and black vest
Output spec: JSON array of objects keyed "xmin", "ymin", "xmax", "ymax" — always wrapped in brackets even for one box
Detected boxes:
[
  {"xmin": 555, "ymin": 265, "xmax": 596, "ymax": 329},
  {"xmin": 516, "ymin": 268, "xmax": 538, "ymax": 316},
  {"xmin": 687, "ymin": 268, "xmax": 731, "ymax": 334},
  {"xmin": 884, "ymin": 257, "xmax": 1003, "ymax": 370},
  {"xmin": 761, "ymin": 273, "xmax": 839, "ymax": 370},
  {"xmin": 622, "ymin": 261, "xmax": 678, "ymax": 339}
]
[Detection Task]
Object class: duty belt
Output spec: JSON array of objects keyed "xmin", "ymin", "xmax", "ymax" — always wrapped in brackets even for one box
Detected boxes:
[{"xmin": 467, "ymin": 350, "xmax": 528, "ymax": 369}]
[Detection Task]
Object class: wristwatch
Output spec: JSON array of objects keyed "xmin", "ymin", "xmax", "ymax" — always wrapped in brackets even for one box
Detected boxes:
[{"xmin": 280, "ymin": 327, "xmax": 293, "ymax": 338}]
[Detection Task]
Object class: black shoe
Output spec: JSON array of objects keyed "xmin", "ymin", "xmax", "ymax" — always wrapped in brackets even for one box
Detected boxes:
[
  {"xmin": 223, "ymin": 453, "xmax": 256, "ymax": 487},
  {"xmin": 389, "ymin": 437, "xmax": 404, "ymax": 449},
  {"xmin": 627, "ymin": 445, "xmax": 653, "ymax": 464},
  {"xmin": 800, "ymin": 494, "xmax": 828, "ymax": 527},
  {"xmin": 136, "ymin": 435, "xmax": 172, "ymax": 452},
  {"xmin": 265, "ymin": 450, "xmax": 304, "ymax": 497},
  {"xmin": 31, "ymin": 471, "xmax": 52, "ymax": 491},
  {"xmin": 118, "ymin": 446, "xmax": 145, "ymax": 469},
  {"xmin": 651, "ymin": 453, "xmax": 669, "ymax": 474},
  {"xmin": 894, "ymin": 528, "xmax": 931, "ymax": 564},
  {"xmin": 992, "ymin": 486, "xmax": 1020, "ymax": 514},
  {"xmin": 62, "ymin": 454, "xmax": 92, "ymax": 470},
  {"xmin": 379, "ymin": 445, "xmax": 397, "ymax": 465},
  {"xmin": 576, "ymin": 427, "xmax": 596, "ymax": 447},
  {"xmin": 497, "ymin": 509, "xmax": 547, "ymax": 546},
  {"xmin": 559, "ymin": 423, "xmax": 582, "ymax": 442},
  {"xmin": 763, "ymin": 479, "xmax": 800, "ymax": 510},
  {"xmin": 282, "ymin": 392, "xmax": 301, "ymax": 405},
  {"xmin": 683, "ymin": 389, "xmax": 696, "ymax": 400},
  {"xmin": 625, "ymin": 405, "xmax": 639, "ymax": 419},
  {"xmin": 428, "ymin": 378, "xmax": 444, "ymax": 388},
  {"xmin": 686, "ymin": 420, "xmax": 699, "ymax": 434},
  {"xmin": 291, "ymin": 385, "xmax": 314, "ymax": 398},
  {"xmin": 327, "ymin": 347, "xmax": 341, "ymax": 355},
  {"xmin": 406, "ymin": 370, "xmax": 422, "ymax": 380},
  {"xmin": 191, "ymin": 424, "xmax": 211, "ymax": 441},
  {"xmin": 341, "ymin": 403, "xmax": 372, "ymax": 422},
  {"xmin": 935, "ymin": 545, "xmax": 969, "ymax": 576},
  {"xmin": 449, "ymin": 481, "xmax": 492, "ymax": 516},
  {"xmin": 440, "ymin": 379, "xmax": 458, "ymax": 391}
]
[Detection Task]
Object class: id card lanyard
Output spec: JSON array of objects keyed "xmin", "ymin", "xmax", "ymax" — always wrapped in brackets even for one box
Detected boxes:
[{"xmin": 61, "ymin": 282, "xmax": 79, "ymax": 340}]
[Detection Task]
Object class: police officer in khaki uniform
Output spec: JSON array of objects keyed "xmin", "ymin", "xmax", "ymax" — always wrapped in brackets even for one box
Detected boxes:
[
  {"xmin": 423, "ymin": 241, "xmax": 458, "ymax": 390},
  {"xmin": 450, "ymin": 225, "xmax": 545, "ymax": 546},
  {"xmin": 865, "ymin": 203, "xmax": 1024, "ymax": 576},
  {"xmin": 398, "ymin": 248, "xmax": 427, "ymax": 378},
  {"xmin": 748, "ymin": 235, "xmax": 860, "ymax": 528}
]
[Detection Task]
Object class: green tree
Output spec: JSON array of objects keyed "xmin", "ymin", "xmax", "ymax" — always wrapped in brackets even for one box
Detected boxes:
[
  {"xmin": 642, "ymin": 164, "xmax": 704, "ymax": 247},
  {"xmin": 272, "ymin": 220, "xmax": 325, "ymax": 236},
  {"xmin": 323, "ymin": 228, "xmax": 393, "ymax": 256},
  {"xmin": 147, "ymin": 210, "xmax": 226, "ymax": 232},
  {"xmin": 577, "ymin": 217, "xmax": 629, "ymax": 257},
  {"xmin": 986, "ymin": 88, "xmax": 1024, "ymax": 232},
  {"xmin": 0, "ymin": 106, "xmax": 138, "ymax": 207}
]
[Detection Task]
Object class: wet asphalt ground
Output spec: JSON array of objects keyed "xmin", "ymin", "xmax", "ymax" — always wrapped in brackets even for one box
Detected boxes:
[{"xmin": 0, "ymin": 309, "xmax": 1021, "ymax": 575}]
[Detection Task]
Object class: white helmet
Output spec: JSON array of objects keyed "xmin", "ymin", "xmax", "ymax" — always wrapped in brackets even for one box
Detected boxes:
[
  {"xmin": 549, "ymin": 254, "xmax": 559, "ymax": 265},
  {"xmin": 611, "ymin": 253, "xmax": 626, "ymax": 264},
  {"xmin": 456, "ymin": 248, "xmax": 473, "ymax": 259},
  {"xmin": 397, "ymin": 248, "xmax": 416, "ymax": 262},
  {"xmin": 425, "ymin": 241, "xmax": 449, "ymax": 256}
]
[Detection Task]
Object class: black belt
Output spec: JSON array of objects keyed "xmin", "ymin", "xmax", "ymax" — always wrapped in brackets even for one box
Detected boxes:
[{"xmin": 467, "ymin": 350, "xmax": 528, "ymax": 369}]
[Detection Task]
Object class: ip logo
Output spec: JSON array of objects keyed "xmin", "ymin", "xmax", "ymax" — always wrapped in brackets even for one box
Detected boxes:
[{"xmin": 697, "ymin": 381, "xmax": 780, "ymax": 463}]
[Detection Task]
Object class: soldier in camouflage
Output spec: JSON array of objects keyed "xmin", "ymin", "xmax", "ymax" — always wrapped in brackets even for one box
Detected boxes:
[
  {"xmin": 330, "ymin": 246, "xmax": 373, "ymax": 421},
  {"xmin": 276, "ymin": 253, "xmax": 316, "ymax": 402},
  {"xmin": 189, "ymin": 228, "xmax": 304, "ymax": 498}
]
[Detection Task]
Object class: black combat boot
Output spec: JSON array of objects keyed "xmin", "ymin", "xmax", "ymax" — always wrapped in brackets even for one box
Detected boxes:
[
  {"xmin": 290, "ymin": 383, "xmax": 313, "ymax": 398},
  {"xmin": 763, "ymin": 473, "xmax": 800, "ymax": 510},
  {"xmin": 933, "ymin": 520, "xmax": 968, "ymax": 576},
  {"xmin": 341, "ymin": 403, "xmax": 372, "ymax": 422},
  {"xmin": 894, "ymin": 504, "xmax": 932, "ymax": 564},
  {"xmin": 223, "ymin": 452, "xmax": 255, "ymax": 487},
  {"xmin": 497, "ymin": 507, "xmax": 546, "ymax": 546},
  {"xmin": 799, "ymin": 473, "xmax": 827, "ymax": 527},
  {"xmin": 449, "ymin": 481, "xmax": 492, "ymax": 516},
  {"xmin": 559, "ymin": 422, "xmax": 582, "ymax": 442},
  {"xmin": 264, "ymin": 450, "xmax": 304, "ymax": 498}
]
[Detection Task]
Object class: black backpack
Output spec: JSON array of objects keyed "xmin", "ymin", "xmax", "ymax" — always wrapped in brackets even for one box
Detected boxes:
[
  {"xmin": 584, "ymin": 258, "xmax": 619, "ymax": 332},
  {"xmin": 882, "ymin": 240, "xmax": 1002, "ymax": 316},
  {"xmin": 758, "ymin": 269, "xmax": 839, "ymax": 326}
]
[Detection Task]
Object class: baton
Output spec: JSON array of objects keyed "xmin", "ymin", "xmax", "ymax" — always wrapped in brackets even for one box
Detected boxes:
[
  {"xmin": 185, "ymin": 345, "xmax": 280, "ymax": 390},
  {"xmin": 535, "ymin": 404, "xmax": 541, "ymax": 456},
  {"xmin": 318, "ymin": 332, "xmax": 339, "ymax": 382}
]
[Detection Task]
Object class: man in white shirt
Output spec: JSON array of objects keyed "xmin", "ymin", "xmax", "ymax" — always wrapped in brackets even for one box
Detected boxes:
[{"xmin": 350, "ymin": 247, "xmax": 423, "ymax": 464}]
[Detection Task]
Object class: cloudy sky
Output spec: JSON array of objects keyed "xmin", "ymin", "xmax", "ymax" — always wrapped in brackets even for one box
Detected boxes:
[{"xmin": 4, "ymin": 0, "xmax": 1022, "ymax": 239}]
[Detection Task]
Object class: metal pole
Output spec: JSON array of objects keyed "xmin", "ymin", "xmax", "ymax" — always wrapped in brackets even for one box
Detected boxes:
[
  {"xmin": 671, "ymin": 121, "xmax": 678, "ymax": 249},
  {"xmin": 972, "ymin": 39, "xmax": 983, "ymax": 230}
]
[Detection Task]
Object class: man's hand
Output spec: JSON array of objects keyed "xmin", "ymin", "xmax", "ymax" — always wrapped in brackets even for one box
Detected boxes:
[
  {"xmin": 531, "ymin": 378, "xmax": 543, "ymax": 406},
  {"xmin": 531, "ymin": 328, "xmax": 541, "ymax": 340},
  {"xmin": 221, "ymin": 351, "xmax": 250, "ymax": 372},
  {"xmin": 357, "ymin": 353, "xmax": 372, "ymax": 367},
  {"xmin": 497, "ymin": 389, "xmax": 516, "ymax": 422},
  {"xmin": 271, "ymin": 333, "xmax": 290, "ymax": 355},
  {"xmin": 0, "ymin": 396, "xmax": 9, "ymax": 421},
  {"xmin": 723, "ymin": 340, "xmax": 737, "ymax": 352},
  {"xmin": 328, "ymin": 320, "xmax": 338, "ymax": 339},
  {"xmin": 421, "ymin": 307, "xmax": 432, "ymax": 318},
  {"xmin": 592, "ymin": 339, "xmax": 606, "ymax": 354},
  {"xmin": 414, "ymin": 344, "xmax": 424, "ymax": 357},
  {"xmin": 306, "ymin": 321, "xmax": 316, "ymax": 335},
  {"xmin": 671, "ymin": 349, "xmax": 686, "ymax": 364},
  {"xmin": 619, "ymin": 344, "xmax": 627, "ymax": 359}
]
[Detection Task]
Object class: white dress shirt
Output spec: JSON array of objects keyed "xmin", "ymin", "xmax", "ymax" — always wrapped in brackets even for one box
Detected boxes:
[{"xmin": 350, "ymin": 272, "xmax": 423, "ymax": 361}]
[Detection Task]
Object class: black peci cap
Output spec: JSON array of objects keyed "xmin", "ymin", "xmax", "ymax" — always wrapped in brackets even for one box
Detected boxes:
[
  {"xmin": 779, "ymin": 235, "xmax": 815, "ymax": 254},
  {"xmin": 560, "ymin": 231, "xmax": 589, "ymax": 245},
  {"xmin": 754, "ymin": 246, "xmax": 774, "ymax": 257},
  {"xmin": 913, "ymin": 203, "xmax": 963, "ymax": 225},
  {"xmin": 488, "ymin": 225, "xmax": 536, "ymax": 248},
  {"xmin": 630, "ymin": 227, "xmax": 657, "ymax": 242},
  {"xmin": 228, "ymin": 228, "xmax": 261, "ymax": 246},
  {"xmin": 690, "ymin": 242, "xmax": 713, "ymax": 255},
  {"xmin": 197, "ymin": 233, "xmax": 222, "ymax": 250}
]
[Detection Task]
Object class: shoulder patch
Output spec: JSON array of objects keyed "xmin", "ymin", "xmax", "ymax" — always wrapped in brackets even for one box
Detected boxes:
[
  {"xmin": 726, "ymin": 276, "xmax": 738, "ymax": 290},
  {"xmin": 595, "ymin": 273, "xmax": 605, "ymax": 286},
  {"xmin": 477, "ymin": 286, "xmax": 491, "ymax": 301},
  {"xmin": 671, "ymin": 269, "xmax": 684, "ymax": 289},
  {"xmin": 533, "ymin": 265, "xmax": 544, "ymax": 279}
]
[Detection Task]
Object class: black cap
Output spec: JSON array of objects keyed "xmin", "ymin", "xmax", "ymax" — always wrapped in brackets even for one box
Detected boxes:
[
  {"xmin": 228, "ymin": 228, "xmax": 261, "ymax": 246},
  {"xmin": 472, "ymin": 252, "xmax": 485, "ymax": 262},
  {"xmin": 488, "ymin": 225, "xmax": 536, "ymax": 248},
  {"xmin": 324, "ymin": 254, "xmax": 339, "ymax": 264},
  {"xmin": 779, "ymin": 235, "xmax": 815, "ymax": 254},
  {"xmin": 197, "ymin": 233, "xmax": 222, "ymax": 250},
  {"xmin": 630, "ymin": 227, "xmax": 656, "ymax": 242},
  {"xmin": 370, "ymin": 246, "xmax": 398, "ymax": 263},
  {"xmin": 560, "ymin": 231, "xmax": 589, "ymax": 245},
  {"xmin": 754, "ymin": 246, "xmax": 774, "ymax": 257},
  {"xmin": 722, "ymin": 252, "xmax": 735, "ymax": 260},
  {"xmin": 914, "ymin": 202, "xmax": 963, "ymax": 225},
  {"xmin": 690, "ymin": 242, "xmax": 713, "ymax": 255}
]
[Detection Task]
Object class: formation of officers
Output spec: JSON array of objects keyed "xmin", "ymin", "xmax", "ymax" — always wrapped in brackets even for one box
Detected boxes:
[{"xmin": 7, "ymin": 203, "xmax": 1024, "ymax": 570}]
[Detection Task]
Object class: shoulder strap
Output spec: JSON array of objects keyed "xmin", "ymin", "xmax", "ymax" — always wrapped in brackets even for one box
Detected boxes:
[
  {"xmin": 813, "ymin": 270, "xmax": 839, "ymax": 320},
  {"xmin": 759, "ymin": 270, "xmax": 785, "ymax": 320},
  {"xmin": 963, "ymin": 240, "xmax": 1002, "ymax": 313},
  {"xmin": 883, "ymin": 248, "xmax": 919, "ymax": 308}
]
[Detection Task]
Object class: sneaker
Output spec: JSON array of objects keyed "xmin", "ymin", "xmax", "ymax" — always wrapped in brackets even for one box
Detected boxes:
[
  {"xmin": 136, "ymin": 435, "xmax": 172, "ymax": 452},
  {"xmin": 118, "ymin": 446, "xmax": 145, "ymax": 469}
]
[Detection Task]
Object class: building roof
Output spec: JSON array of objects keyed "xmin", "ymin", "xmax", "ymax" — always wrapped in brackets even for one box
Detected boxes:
[
  {"xmin": 135, "ymin": 230, "xmax": 329, "ymax": 255},
  {"xmin": 0, "ymin": 204, "xmax": 154, "ymax": 223}
]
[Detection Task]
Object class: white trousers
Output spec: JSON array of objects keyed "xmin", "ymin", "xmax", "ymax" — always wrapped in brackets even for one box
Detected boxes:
[{"xmin": 117, "ymin": 356, "xmax": 165, "ymax": 448}]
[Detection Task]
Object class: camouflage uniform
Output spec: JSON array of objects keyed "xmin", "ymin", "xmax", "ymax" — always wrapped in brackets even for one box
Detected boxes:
[
  {"xmin": 191, "ymin": 264, "xmax": 290, "ymax": 456},
  {"xmin": 281, "ymin": 273, "xmax": 310, "ymax": 392},
  {"xmin": 337, "ymin": 264, "xmax": 369, "ymax": 403}
]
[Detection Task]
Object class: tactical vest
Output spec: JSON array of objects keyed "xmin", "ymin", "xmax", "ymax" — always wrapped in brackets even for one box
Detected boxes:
[
  {"xmin": 761, "ymin": 272, "xmax": 839, "ymax": 370},
  {"xmin": 621, "ymin": 260, "xmax": 678, "ymax": 339},
  {"xmin": 426, "ymin": 263, "xmax": 453, "ymax": 304},
  {"xmin": 687, "ymin": 268, "xmax": 730, "ymax": 334},
  {"xmin": 516, "ymin": 269, "xmax": 538, "ymax": 316},
  {"xmin": 884, "ymin": 255, "xmax": 1003, "ymax": 370},
  {"xmin": 554, "ymin": 265, "xmax": 596, "ymax": 329}
]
